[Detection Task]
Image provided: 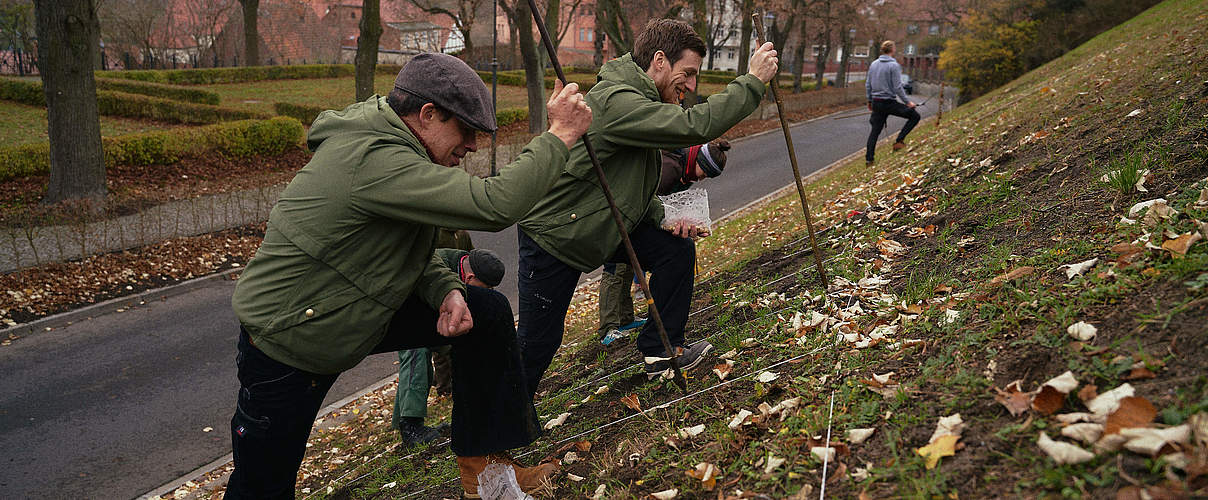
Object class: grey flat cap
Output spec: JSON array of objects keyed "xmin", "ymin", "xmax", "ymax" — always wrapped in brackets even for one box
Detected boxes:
[{"xmin": 394, "ymin": 53, "xmax": 496, "ymax": 132}]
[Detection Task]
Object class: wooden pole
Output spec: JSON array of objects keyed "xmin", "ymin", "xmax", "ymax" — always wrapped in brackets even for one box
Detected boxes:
[
  {"xmin": 753, "ymin": 11, "xmax": 828, "ymax": 290},
  {"xmin": 523, "ymin": 0, "xmax": 689, "ymax": 393}
]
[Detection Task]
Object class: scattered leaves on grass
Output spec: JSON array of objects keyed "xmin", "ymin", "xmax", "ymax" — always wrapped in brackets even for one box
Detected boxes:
[
  {"xmin": 1061, "ymin": 423, "xmax": 1104, "ymax": 444},
  {"xmin": 1086, "ymin": 383, "xmax": 1135, "ymax": 416},
  {"xmin": 713, "ymin": 361, "xmax": 734, "ymax": 381},
  {"xmin": 649, "ymin": 488, "xmax": 678, "ymax": 499},
  {"xmin": 1037, "ymin": 431, "xmax": 1095, "ymax": 465},
  {"xmin": 728, "ymin": 409, "xmax": 754, "ymax": 430},
  {"xmin": 756, "ymin": 371, "xmax": 780, "ymax": 383},
  {"xmin": 990, "ymin": 266, "xmax": 1034, "ymax": 286},
  {"xmin": 764, "ymin": 453, "xmax": 787, "ymax": 473},
  {"xmin": 1161, "ymin": 231, "xmax": 1202, "ymax": 257}
]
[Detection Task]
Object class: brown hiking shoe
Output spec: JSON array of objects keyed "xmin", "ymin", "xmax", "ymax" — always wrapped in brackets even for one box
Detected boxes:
[
  {"xmin": 892, "ymin": 141, "xmax": 906, "ymax": 151},
  {"xmin": 458, "ymin": 453, "xmax": 559, "ymax": 498}
]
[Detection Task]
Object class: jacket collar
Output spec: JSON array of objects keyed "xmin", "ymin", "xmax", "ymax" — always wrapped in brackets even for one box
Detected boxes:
[{"xmin": 599, "ymin": 53, "xmax": 660, "ymax": 101}]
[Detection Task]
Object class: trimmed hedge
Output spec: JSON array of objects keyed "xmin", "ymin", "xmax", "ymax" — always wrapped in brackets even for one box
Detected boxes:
[
  {"xmin": 0, "ymin": 116, "xmax": 304, "ymax": 182},
  {"xmin": 274, "ymin": 100, "xmax": 531, "ymax": 129},
  {"xmin": 1, "ymin": 78, "xmax": 263, "ymax": 124},
  {"xmin": 99, "ymin": 64, "xmax": 357, "ymax": 85},
  {"xmin": 94, "ymin": 78, "xmax": 220, "ymax": 105},
  {"xmin": 96, "ymin": 90, "xmax": 270, "ymax": 124}
]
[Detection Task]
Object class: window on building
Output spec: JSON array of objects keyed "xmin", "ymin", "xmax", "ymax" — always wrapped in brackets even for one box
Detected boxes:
[
  {"xmin": 351, "ymin": 12, "xmax": 356, "ymax": 19},
  {"xmin": 852, "ymin": 44, "xmax": 870, "ymax": 58},
  {"xmin": 812, "ymin": 44, "xmax": 821, "ymax": 56},
  {"xmin": 728, "ymin": 49, "xmax": 734, "ymax": 60},
  {"xmin": 905, "ymin": 44, "xmax": 916, "ymax": 55},
  {"xmin": 929, "ymin": 24, "xmax": 939, "ymax": 35},
  {"xmin": 906, "ymin": 24, "xmax": 918, "ymax": 35}
]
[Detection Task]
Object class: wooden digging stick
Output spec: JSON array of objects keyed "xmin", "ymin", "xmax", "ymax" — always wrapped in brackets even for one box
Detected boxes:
[
  {"xmin": 524, "ymin": 0, "xmax": 689, "ymax": 394},
  {"xmin": 753, "ymin": 12, "xmax": 829, "ymax": 290}
]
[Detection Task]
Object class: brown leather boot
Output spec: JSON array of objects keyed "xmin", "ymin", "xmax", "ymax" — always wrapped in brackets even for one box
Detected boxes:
[
  {"xmin": 892, "ymin": 141, "xmax": 906, "ymax": 151},
  {"xmin": 458, "ymin": 454, "xmax": 559, "ymax": 498}
]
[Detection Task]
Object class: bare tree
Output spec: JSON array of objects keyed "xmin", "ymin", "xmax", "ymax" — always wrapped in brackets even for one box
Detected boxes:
[
  {"xmin": 98, "ymin": 0, "xmax": 171, "ymax": 68},
  {"xmin": 705, "ymin": 0, "xmax": 737, "ymax": 71},
  {"xmin": 595, "ymin": 0, "xmax": 634, "ymax": 56},
  {"xmin": 238, "ymin": 0, "xmax": 258, "ymax": 65},
  {"xmin": 735, "ymin": 0, "xmax": 751, "ymax": 74},
  {"xmin": 182, "ymin": 0, "xmax": 235, "ymax": 67},
  {"xmin": 34, "ymin": 0, "xmax": 106, "ymax": 204},
  {"xmin": 355, "ymin": 0, "xmax": 381, "ymax": 101},
  {"xmin": 407, "ymin": 0, "xmax": 486, "ymax": 54}
]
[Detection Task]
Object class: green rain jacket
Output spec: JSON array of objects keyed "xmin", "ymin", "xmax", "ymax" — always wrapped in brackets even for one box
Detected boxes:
[
  {"xmin": 518, "ymin": 53, "xmax": 766, "ymax": 272},
  {"xmin": 232, "ymin": 96, "xmax": 569, "ymax": 374}
]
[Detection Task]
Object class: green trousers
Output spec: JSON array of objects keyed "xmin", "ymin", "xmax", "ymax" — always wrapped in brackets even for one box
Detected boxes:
[
  {"xmin": 597, "ymin": 263, "xmax": 636, "ymax": 338},
  {"xmin": 391, "ymin": 345, "xmax": 452, "ymax": 428}
]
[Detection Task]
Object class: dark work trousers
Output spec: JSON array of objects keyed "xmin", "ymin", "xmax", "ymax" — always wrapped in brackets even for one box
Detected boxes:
[
  {"xmin": 516, "ymin": 223, "xmax": 695, "ymax": 397},
  {"xmin": 865, "ymin": 99, "xmax": 921, "ymax": 162},
  {"xmin": 224, "ymin": 285, "xmax": 540, "ymax": 499}
]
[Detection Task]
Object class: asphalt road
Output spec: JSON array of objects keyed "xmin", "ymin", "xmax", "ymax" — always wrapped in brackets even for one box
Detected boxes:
[{"xmin": 0, "ymin": 96, "xmax": 935, "ymax": 499}]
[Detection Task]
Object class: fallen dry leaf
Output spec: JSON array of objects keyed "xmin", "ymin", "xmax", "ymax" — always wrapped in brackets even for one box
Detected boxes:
[
  {"xmin": 990, "ymin": 266, "xmax": 1035, "ymax": 285},
  {"xmin": 713, "ymin": 361, "xmax": 733, "ymax": 381},
  {"xmin": 685, "ymin": 462, "xmax": 719, "ymax": 490},
  {"xmin": 930, "ymin": 414, "xmax": 965, "ymax": 442},
  {"xmin": 810, "ymin": 447, "xmax": 835, "ymax": 462},
  {"xmin": 1077, "ymin": 384, "xmax": 1098, "ymax": 403},
  {"xmin": 678, "ymin": 424, "xmax": 706, "ymax": 439},
  {"xmin": 1037, "ymin": 432, "xmax": 1095, "ymax": 465},
  {"xmin": 544, "ymin": 412, "xmax": 571, "ymax": 430},
  {"xmin": 620, "ymin": 394, "xmax": 642, "ymax": 413},
  {"xmin": 1061, "ymin": 423, "xmax": 1104, "ymax": 444},
  {"xmin": 1061, "ymin": 258, "xmax": 1098, "ymax": 279},
  {"xmin": 1120, "ymin": 425, "xmax": 1191, "ymax": 456},
  {"xmin": 1067, "ymin": 321, "xmax": 1097, "ymax": 341},
  {"xmin": 649, "ymin": 488, "xmax": 678, "ymax": 499},
  {"xmin": 916, "ymin": 434, "xmax": 958, "ymax": 469},
  {"xmin": 1121, "ymin": 366, "xmax": 1157, "ymax": 381},
  {"xmin": 757, "ymin": 371, "xmax": 780, "ymax": 383},
  {"xmin": 728, "ymin": 409, "xmax": 753, "ymax": 430},
  {"xmin": 1104, "ymin": 396, "xmax": 1156, "ymax": 435},
  {"xmin": 1161, "ymin": 232, "xmax": 1202, "ymax": 257},
  {"xmin": 1032, "ymin": 371, "xmax": 1079, "ymax": 415},
  {"xmin": 847, "ymin": 428, "xmax": 876, "ymax": 444},
  {"xmin": 1086, "ymin": 383, "xmax": 1135, "ymax": 416},
  {"xmin": 993, "ymin": 380, "xmax": 1032, "ymax": 417}
]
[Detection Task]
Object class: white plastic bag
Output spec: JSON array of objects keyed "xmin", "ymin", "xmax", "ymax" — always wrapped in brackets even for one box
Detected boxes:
[
  {"xmin": 659, "ymin": 188, "xmax": 711, "ymax": 232},
  {"xmin": 476, "ymin": 462, "xmax": 536, "ymax": 500}
]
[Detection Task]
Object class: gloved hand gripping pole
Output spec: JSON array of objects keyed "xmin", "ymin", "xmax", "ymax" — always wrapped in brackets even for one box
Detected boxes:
[
  {"xmin": 524, "ymin": 0, "xmax": 689, "ymax": 394},
  {"xmin": 753, "ymin": 11, "xmax": 829, "ymax": 290}
]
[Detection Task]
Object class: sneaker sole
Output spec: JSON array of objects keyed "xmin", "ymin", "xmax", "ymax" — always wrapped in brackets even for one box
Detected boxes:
[{"xmin": 644, "ymin": 344, "xmax": 714, "ymax": 379}]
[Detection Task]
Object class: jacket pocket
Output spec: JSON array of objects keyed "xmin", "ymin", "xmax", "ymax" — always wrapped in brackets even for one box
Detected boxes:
[{"xmin": 262, "ymin": 282, "xmax": 366, "ymax": 336}]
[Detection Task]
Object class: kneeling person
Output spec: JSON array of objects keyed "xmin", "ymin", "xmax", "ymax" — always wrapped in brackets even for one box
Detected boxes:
[{"xmin": 224, "ymin": 53, "xmax": 591, "ymax": 499}]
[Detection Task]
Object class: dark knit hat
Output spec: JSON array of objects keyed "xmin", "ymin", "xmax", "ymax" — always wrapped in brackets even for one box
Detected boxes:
[
  {"xmin": 696, "ymin": 139, "xmax": 730, "ymax": 178},
  {"xmin": 467, "ymin": 248, "xmax": 505, "ymax": 288},
  {"xmin": 394, "ymin": 53, "xmax": 497, "ymax": 132}
]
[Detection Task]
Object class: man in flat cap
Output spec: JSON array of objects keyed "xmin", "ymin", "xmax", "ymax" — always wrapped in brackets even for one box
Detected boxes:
[
  {"xmin": 224, "ymin": 53, "xmax": 591, "ymax": 499},
  {"xmin": 516, "ymin": 19, "xmax": 778, "ymax": 394},
  {"xmin": 392, "ymin": 248, "xmax": 506, "ymax": 447}
]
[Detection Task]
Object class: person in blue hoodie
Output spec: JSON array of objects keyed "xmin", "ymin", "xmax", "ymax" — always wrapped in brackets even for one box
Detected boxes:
[{"xmin": 865, "ymin": 40, "xmax": 920, "ymax": 166}]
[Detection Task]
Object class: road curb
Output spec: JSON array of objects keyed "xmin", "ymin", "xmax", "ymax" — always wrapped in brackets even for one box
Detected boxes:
[{"xmin": 1, "ymin": 269, "xmax": 239, "ymax": 344}]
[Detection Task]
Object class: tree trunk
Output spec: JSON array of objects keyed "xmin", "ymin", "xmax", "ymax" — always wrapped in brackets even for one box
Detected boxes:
[
  {"xmin": 540, "ymin": 0, "xmax": 557, "ymax": 68},
  {"xmin": 813, "ymin": 35, "xmax": 829, "ymax": 86},
  {"xmin": 239, "ymin": 0, "xmax": 258, "ymax": 66},
  {"xmin": 791, "ymin": 17, "xmax": 808, "ymax": 92},
  {"xmin": 515, "ymin": 0, "xmax": 545, "ymax": 134},
  {"xmin": 355, "ymin": 0, "xmax": 381, "ymax": 101},
  {"xmin": 737, "ymin": 0, "xmax": 752, "ymax": 74},
  {"xmin": 593, "ymin": 0, "xmax": 604, "ymax": 68},
  {"xmin": 836, "ymin": 25, "xmax": 850, "ymax": 88},
  {"xmin": 34, "ymin": 0, "xmax": 106, "ymax": 204}
]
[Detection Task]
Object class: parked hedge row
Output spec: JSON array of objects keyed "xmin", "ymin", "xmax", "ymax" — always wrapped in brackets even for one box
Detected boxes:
[
  {"xmin": 100, "ymin": 64, "xmax": 357, "ymax": 85},
  {"xmin": 0, "ymin": 117, "xmax": 304, "ymax": 182},
  {"xmin": 0, "ymin": 77, "xmax": 43, "ymax": 105},
  {"xmin": 495, "ymin": 107, "xmax": 528, "ymax": 127},
  {"xmin": 94, "ymin": 78, "xmax": 221, "ymax": 105}
]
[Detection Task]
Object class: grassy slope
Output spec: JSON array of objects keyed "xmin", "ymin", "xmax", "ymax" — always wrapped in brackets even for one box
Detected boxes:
[{"xmin": 177, "ymin": 2, "xmax": 1207, "ymax": 497}]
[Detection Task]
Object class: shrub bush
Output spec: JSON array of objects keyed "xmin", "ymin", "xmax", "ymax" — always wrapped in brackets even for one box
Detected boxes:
[
  {"xmin": 0, "ymin": 117, "xmax": 304, "ymax": 182},
  {"xmin": 274, "ymin": 102, "xmax": 327, "ymax": 126},
  {"xmin": 495, "ymin": 107, "xmax": 528, "ymax": 128},
  {"xmin": 96, "ymin": 90, "xmax": 269, "ymax": 124},
  {"xmin": 99, "ymin": 64, "xmax": 357, "ymax": 85},
  {"xmin": 94, "ymin": 78, "xmax": 221, "ymax": 105},
  {"xmin": 0, "ymin": 77, "xmax": 44, "ymax": 105}
]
